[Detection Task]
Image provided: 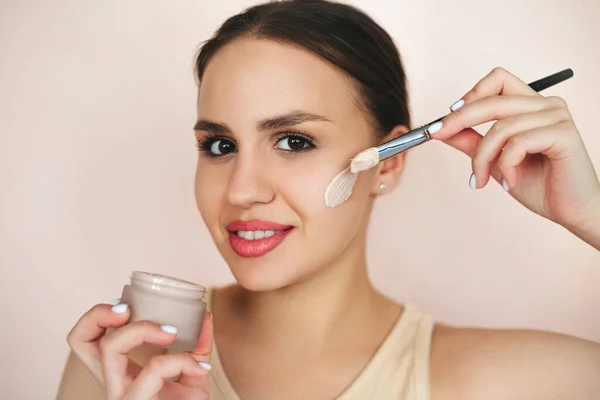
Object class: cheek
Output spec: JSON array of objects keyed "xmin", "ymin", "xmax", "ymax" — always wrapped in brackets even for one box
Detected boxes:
[
  {"xmin": 279, "ymin": 166, "xmax": 328, "ymax": 211},
  {"xmin": 281, "ymin": 161, "xmax": 374, "ymax": 233},
  {"xmin": 194, "ymin": 162, "xmax": 227, "ymax": 224},
  {"xmin": 277, "ymin": 157, "xmax": 352, "ymax": 214}
]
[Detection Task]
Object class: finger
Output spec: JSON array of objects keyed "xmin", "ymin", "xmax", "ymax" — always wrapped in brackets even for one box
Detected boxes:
[
  {"xmin": 441, "ymin": 128, "xmax": 483, "ymax": 158},
  {"xmin": 67, "ymin": 303, "xmax": 131, "ymax": 347},
  {"xmin": 496, "ymin": 122, "xmax": 570, "ymax": 189},
  {"xmin": 472, "ymin": 108, "xmax": 572, "ymax": 188},
  {"xmin": 66, "ymin": 302, "xmax": 131, "ymax": 379},
  {"xmin": 178, "ymin": 310, "xmax": 214, "ymax": 388},
  {"xmin": 463, "ymin": 67, "xmax": 539, "ymax": 103},
  {"xmin": 123, "ymin": 353, "xmax": 208, "ymax": 400},
  {"xmin": 435, "ymin": 95, "xmax": 566, "ymax": 141},
  {"xmin": 448, "ymin": 67, "xmax": 539, "ymax": 115},
  {"xmin": 447, "ymin": 67, "xmax": 540, "ymax": 116},
  {"xmin": 188, "ymin": 311, "xmax": 214, "ymax": 364},
  {"xmin": 99, "ymin": 321, "xmax": 178, "ymax": 399}
]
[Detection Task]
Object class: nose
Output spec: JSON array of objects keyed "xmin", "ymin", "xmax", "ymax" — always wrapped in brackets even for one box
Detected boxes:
[{"xmin": 226, "ymin": 153, "xmax": 275, "ymax": 209}]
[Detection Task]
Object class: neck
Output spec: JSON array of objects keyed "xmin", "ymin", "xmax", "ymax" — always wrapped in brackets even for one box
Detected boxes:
[{"xmin": 219, "ymin": 236, "xmax": 394, "ymax": 349}]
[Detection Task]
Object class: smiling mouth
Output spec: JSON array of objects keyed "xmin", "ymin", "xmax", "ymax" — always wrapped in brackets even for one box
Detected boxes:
[
  {"xmin": 226, "ymin": 221, "xmax": 294, "ymax": 258},
  {"xmin": 234, "ymin": 228, "xmax": 291, "ymax": 240}
]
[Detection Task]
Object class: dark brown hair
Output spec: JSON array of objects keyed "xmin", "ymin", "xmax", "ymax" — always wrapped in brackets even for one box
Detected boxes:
[{"xmin": 195, "ymin": 0, "xmax": 411, "ymax": 137}]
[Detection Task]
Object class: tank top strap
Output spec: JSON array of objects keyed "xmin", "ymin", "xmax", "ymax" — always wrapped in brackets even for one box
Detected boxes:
[
  {"xmin": 412, "ymin": 306, "xmax": 434, "ymax": 400},
  {"xmin": 337, "ymin": 303, "xmax": 434, "ymax": 400}
]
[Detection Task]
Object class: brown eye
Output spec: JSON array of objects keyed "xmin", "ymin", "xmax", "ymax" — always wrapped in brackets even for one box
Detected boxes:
[
  {"xmin": 210, "ymin": 139, "xmax": 236, "ymax": 155},
  {"xmin": 277, "ymin": 135, "xmax": 313, "ymax": 151}
]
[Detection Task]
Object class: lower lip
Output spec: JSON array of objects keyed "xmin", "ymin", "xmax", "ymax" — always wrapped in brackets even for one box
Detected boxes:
[{"xmin": 228, "ymin": 229, "xmax": 292, "ymax": 258}]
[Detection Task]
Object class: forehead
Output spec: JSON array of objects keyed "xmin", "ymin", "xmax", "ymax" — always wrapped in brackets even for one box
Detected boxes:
[{"xmin": 197, "ymin": 37, "xmax": 363, "ymax": 126}]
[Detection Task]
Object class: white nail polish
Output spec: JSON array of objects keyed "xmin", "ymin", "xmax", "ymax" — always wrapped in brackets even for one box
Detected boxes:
[
  {"xmin": 469, "ymin": 172, "xmax": 477, "ymax": 189},
  {"xmin": 160, "ymin": 325, "xmax": 178, "ymax": 334},
  {"xmin": 428, "ymin": 121, "xmax": 443, "ymax": 134},
  {"xmin": 111, "ymin": 303, "xmax": 128, "ymax": 314},
  {"xmin": 502, "ymin": 179, "xmax": 509, "ymax": 191},
  {"xmin": 450, "ymin": 99, "xmax": 465, "ymax": 112},
  {"xmin": 108, "ymin": 298, "xmax": 121, "ymax": 306},
  {"xmin": 199, "ymin": 361, "xmax": 212, "ymax": 371}
]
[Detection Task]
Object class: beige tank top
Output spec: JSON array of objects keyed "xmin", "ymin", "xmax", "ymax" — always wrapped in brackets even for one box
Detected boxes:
[{"xmin": 205, "ymin": 288, "xmax": 434, "ymax": 400}]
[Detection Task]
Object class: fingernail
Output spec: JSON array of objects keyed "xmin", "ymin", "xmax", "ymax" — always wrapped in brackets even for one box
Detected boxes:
[
  {"xmin": 199, "ymin": 361, "xmax": 212, "ymax": 371},
  {"xmin": 469, "ymin": 172, "xmax": 477, "ymax": 189},
  {"xmin": 108, "ymin": 298, "xmax": 121, "ymax": 306},
  {"xmin": 160, "ymin": 325, "xmax": 178, "ymax": 334},
  {"xmin": 111, "ymin": 303, "xmax": 128, "ymax": 314},
  {"xmin": 428, "ymin": 121, "xmax": 443, "ymax": 134},
  {"xmin": 450, "ymin": 99, "xmax": 465, "ymax": 112},
  {"xmin": 502, "ymin": 178, "xmax": 509, "ymax": 191}
]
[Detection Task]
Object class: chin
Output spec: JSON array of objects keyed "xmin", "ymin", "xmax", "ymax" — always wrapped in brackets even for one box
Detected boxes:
[
  {"xmin": 220, "ymin": 249, "xmax": 315, "ymax": 292},
  {"xmin": 231, "ymin": 273, "xmax": 290, "ymax": 292},
  {"xmin": 225, "ymin": 259, "xmax": 296, "ymax": 292}
]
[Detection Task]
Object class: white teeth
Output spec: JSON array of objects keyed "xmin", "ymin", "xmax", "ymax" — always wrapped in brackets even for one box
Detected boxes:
[{"xmin": 236, "ymin": 230, "xmax": 282, "ymax": 240}]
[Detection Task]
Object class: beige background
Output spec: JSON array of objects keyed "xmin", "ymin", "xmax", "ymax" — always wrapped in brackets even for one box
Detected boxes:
[{"xmin": 2, "ymin": 0, "xmax": 600, "ymax": 398}]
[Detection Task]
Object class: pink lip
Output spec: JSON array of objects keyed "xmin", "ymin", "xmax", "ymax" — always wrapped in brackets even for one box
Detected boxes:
[{"xmin": 226, "ymin": 220, "xmax": 293, "ymax": 258}]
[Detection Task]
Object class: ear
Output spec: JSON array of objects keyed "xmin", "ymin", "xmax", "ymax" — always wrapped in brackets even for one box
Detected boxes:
[{"xmin": 371, "ymin": 125, "xmax": 410, "ymax": 195}]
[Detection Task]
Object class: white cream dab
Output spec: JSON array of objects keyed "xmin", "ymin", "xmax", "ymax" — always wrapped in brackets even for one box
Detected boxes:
[{"xmin": 324, "ymin": 166, "xmax": 358, "ymax": 208}]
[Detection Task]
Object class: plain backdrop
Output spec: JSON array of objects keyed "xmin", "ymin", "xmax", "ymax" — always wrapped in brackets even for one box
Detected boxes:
[{"xmin": 1, "ymin": 0, "xmax": 600, "ymax": 398}]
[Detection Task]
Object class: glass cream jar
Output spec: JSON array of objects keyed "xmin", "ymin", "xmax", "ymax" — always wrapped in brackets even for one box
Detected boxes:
[{"xmin": 120, "ymin": 271, "xmax": 207, "ymax": 351}]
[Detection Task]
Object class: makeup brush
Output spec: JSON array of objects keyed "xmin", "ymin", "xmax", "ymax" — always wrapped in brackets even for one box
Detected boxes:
[{"xmin": 350, "ymin": 68, "xmax": 574, "ymax": 173}]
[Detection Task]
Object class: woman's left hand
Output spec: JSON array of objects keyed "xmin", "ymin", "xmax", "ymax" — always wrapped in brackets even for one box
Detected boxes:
[{"xmin": 432, "ymin": 67, "xmax": 600, "ymax": 238}]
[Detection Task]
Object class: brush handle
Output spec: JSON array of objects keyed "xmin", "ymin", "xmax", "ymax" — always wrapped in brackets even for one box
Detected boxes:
[
  {"xmin": 529, "ymin": 68, "xmax": 573, "ymax": 92},
  {"xmin": 426, "ymin": 69, "xmax": 574, "ymax": 129},
  {"xmin": 377, "ymin": 69, "xmax": 574, "ymax": 159},
  {"xmin": 425, "ymin": 69, "xmax": 574, "ymax": 127}
]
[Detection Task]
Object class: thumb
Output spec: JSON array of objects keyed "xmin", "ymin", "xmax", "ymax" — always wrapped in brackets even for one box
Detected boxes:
[
  {"xmin": 177, "ymin": 310, "xmax": 214, "ymax": 388},
  {"xmin": 440, "ymin": 127, "xmax": 483, "ymax": 158}
]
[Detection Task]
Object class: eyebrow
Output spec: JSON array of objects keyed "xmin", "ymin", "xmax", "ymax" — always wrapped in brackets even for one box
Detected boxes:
[
  {"xmin": 193, "ymin": 120, "xmax": 230, "ymax": 135},
  {"xmin": 257, "ymin": 111, "xmax": 332, "ymax": 130},
  {"xmin": 193, "ymin": 111, "xmax": 332, "ymax": 134}
]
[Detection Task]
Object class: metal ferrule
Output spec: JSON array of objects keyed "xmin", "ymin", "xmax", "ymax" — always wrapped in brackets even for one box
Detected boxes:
[{"xmin": 376, "ymin": 123, "xmax": 434, "ymax": 161}]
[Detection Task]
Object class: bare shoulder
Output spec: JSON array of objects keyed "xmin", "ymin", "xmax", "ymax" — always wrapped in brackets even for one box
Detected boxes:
[{"xmin": 429, "ymin": 324, "xmax": 600, "ymax": 400}]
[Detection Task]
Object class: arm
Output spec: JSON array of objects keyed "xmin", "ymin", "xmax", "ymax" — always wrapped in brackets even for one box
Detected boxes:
[
  {"xmin": 431, "ymin": 326, "xmax": 600, "ymax": 400},
  {"xmin": 565, "ymin": 195, "xmax": 600, "ymax": 251},
  {"xmin": 56, "ymin": 351, "xmax": 105, "ymax": 400}
]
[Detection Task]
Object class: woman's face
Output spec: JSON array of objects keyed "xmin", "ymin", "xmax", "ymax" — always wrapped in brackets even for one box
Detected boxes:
[{"xmin": 195, "ymin": 38, "xmax": 382, "ymax": 290}]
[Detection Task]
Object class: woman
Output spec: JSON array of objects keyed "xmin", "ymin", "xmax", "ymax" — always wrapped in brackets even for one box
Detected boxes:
[{"xmin": 58, "ymin": 0, "xmax": 600, "ymax": 399}]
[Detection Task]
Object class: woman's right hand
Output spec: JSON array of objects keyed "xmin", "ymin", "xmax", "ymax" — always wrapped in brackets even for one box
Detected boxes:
[{"xmin": 67, "ymin": 301, "xmax": 213, "ymax": 400}]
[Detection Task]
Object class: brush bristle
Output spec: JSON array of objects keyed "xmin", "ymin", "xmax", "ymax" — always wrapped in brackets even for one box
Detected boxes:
[
  {"xmin": 324, "ymin": 166, "xmax": 358, "ymax": 208},
  {"xmin": 350, "ymin": 148, "xmax": 380, "ymax": 173}
]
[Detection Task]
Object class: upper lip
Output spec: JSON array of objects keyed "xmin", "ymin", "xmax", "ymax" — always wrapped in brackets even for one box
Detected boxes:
[{"xmin": 226, "ymin": 220, "xmax": 293, "ymax": 232}]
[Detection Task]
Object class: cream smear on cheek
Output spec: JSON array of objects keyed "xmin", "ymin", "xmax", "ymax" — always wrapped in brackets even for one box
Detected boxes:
[{"xmin": 324, "ymin": 165, "xmax": 358, "ymax": 208}]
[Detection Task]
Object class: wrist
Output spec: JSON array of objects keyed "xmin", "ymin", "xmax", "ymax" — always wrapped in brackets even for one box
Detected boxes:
[{"xmin": 565, "ymin": 194, "xmax": 600, "ymax": 250}]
